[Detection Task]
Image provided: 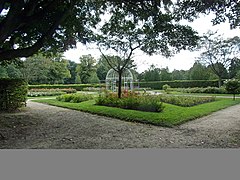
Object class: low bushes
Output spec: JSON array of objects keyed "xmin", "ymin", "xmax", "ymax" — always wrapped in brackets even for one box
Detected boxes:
[
  {"xmin": 136, "ymin": 80, "xmax": 222, "ymax": 90},
  {"xmin": 28, "ymin": 88, "xmax": 77, "ymax": 97},
  {"xmin": 0, "ymin": 78, "xmax": 28, "ymax": 111},
  {"xmin": 82, "ymin": 87, "xmax": 106, "ymax": 92},
  {"xmin": 171, "ymin": 87, "xmax": 227, "ymax": 94},
  {"xmin": 29, "ymin": 84, "xmax": 105, "ymax": 91},
  {"xmin": 158, "ymin": 95, "xmax": 216, "ymax": 107},
  {"xmin": 56, "ymin": 93, "xmax": 94, "ymax": 103},
  {"xmin": 96, "ymin": 91, "xmax": 164, "ymax": 112}
]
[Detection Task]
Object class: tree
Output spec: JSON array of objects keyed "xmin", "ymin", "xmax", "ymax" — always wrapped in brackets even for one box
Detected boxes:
[
  {"xmin": 20, "ymin": 53, "xmax": 70, "ymax": 84},
  {"xmin": 174, "ymin": 0, "xmax": 240, "ymax": 29},
  {"xmin": 96, "ymin": 55, "xmax": 112, "ymax": 81},
  {"xmin": 0, "ymin": 0, "xmax": 200, "ymax": 64},
  {"xmin": 198, "ymin": 31, "xmax": 239, "ymax": 87},
  {"xmin": 229, "ymin": 58, "xmax": 240, "ymax": 79},
  {"xmin": 0, "ymin": 66, "xmax": 8, "ymax": 78},
  {"xmin": 171, "ymin": 69, "xmax": 188, "ymax": 80},
  {"xmin": 189, "ymin": 62, "xmax": 210, "ymax": 80},
  {"xmin": 144, "ymin": 64, "xmax": 161, "ymax": 81},
  {"xmin": 98, "ymin": 1, "xmax": 198, "ymax": 97},
  {"xmin": 76, "ymin": 55, "xmax": 97, "ymax": 84},
  {"xmin": 75, "ymin": 74, "xmax": 81, "ymax": 84},
  {"xmin": 160, "ymin": 67, "xmax": 171, "ymax": 81},
  {"xmin": 88, "ymin": 72, "xmax": 100, "ymax": 84},
  {"xmin": 48, "ymin": 56, "xmax": 71, "ymax": 84},
  {"xmin": 6, "ymin": 64, "xmax": 22, "ymax": 79},
  {"xmin": 0, "ymin": 0, "xmax": 104, "ymax": 63},
  {"xmin": 64, "ymin": 60, "xmax": 78, "ymax": 84},
  {"xmin": 225, "ymin": 79, "xmax": 240, "ymax": 100}
]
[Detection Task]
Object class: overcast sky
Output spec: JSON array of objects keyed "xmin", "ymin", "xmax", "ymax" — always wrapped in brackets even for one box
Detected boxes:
[{"xmin": 64, "ymin": 13, "xmax": 239, "ymax": 73}]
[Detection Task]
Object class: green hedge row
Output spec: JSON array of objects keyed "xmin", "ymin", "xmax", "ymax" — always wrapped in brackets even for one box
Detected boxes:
[
  {"xmin": 0, "ymin": 79, "xmax": 28, "ymax": 111},
  {"xmin": 135, "ymin": 80, "xmax": 223, "ymax": 90},
  {"xmin": 28, "ymin": 84, "xmax": 105, "ymax": 91}
]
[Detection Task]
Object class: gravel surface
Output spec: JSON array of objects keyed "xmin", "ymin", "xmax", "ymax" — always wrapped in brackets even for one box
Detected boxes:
[{"xmin": 1, "ymin": 101, "xmax": 240, "ymax": 149}]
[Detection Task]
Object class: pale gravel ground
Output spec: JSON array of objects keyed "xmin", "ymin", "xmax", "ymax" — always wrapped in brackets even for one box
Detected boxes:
[{"xmin": 0, "ymin": 101, "xmax": 240, "ymax": 149}]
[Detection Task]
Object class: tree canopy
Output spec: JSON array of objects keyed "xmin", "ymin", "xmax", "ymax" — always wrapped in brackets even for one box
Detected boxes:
[{"xmin": 0, "ymin": 0, "xmax": 200, "ymax": 64}]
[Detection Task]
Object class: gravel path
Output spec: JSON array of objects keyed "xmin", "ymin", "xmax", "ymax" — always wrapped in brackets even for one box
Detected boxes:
[{"xmin": 1, "ymin": 101, "xmax": 240, "ymax": 149}]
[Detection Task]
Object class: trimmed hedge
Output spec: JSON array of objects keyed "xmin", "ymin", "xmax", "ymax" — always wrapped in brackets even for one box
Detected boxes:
[
  {"xmin": 28, "ymin": 84, "xmax": 105, "ymax": 91},
  {"xmin": 135, "ymin": 80, "xmax": 223, "ymax": 90},
  {"xmin": 0, "ymin": 79, "xmax": 28, "ymax": 111}
]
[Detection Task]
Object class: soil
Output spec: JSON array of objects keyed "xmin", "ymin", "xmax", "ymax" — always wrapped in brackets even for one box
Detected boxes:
[{"xmin": 0, "ymin": 100, "xmax": 240, "ymax": 149}]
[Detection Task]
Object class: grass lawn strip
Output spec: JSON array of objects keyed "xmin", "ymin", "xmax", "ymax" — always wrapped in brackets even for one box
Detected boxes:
[{"xmin": 33, "ymin": 98, "xmax": 240, "ymax": 127}]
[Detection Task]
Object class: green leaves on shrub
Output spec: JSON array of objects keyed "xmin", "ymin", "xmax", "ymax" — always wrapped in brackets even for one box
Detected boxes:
[
  {"xmin": 162, "ymin": 84, "xmax": 171, "ymax": 94},
  {"xmin": 0, "ymin": 78, "xmax": 28, "ymax": 111},
  {"xmin": 28, "ymin": 88, "xmax": 77, "ymax": 97},
  {"xmin": 158, "ymin": 95, "xmax": 216, "ymax": 107},
  {"xmin": 96, "ymin": 92, "xmax": 165, "ymax": 112},
  {"xmin": 135, "ymin": 80, "xmax": 222, "ymax": 90},
  {"xmin": 29, "ymin": 84, "xmax": 104, "ymax": 91},
  {"xmin": 173, "ymin": 87, "xmax": 227, "ymax": 94},
  {"xmin": 56, "ymin": 94, "xmax": 94, "ymax": 103},
  {"xmin": 225, "ymin": 79, "xmax": 240, "ymax": 100}
]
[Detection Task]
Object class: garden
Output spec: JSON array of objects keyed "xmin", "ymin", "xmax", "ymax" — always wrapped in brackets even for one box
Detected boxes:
[{"xmin": 33, "ymin": 83, "xmax": 240, "ymax": 127}]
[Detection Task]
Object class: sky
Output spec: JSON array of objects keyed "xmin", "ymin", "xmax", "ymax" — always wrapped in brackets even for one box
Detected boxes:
[{"xmin": 63, "ymin": 13, "xmax": 239, "ymax": 73}]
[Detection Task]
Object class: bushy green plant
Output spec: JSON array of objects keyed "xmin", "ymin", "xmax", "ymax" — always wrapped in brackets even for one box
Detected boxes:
[
  {"xmin": 0, "ymin": 79, "xmax": 28, "ymax": 111},
  {"xmin": 29, "ymin": 84, "xmax": 105, "ymax": 91},
  {"xmin": 96, "ymin": 92, "xmax": 164, "ymax": 112},
  {"xmin": 158, "ymin": 95, "xmax": 215, "ymax": 107},
  {"xmin": 162, "ymin": 84, "xmax": 171, "ymax": 94},
  {"xmin": 56, "ymin": 94, "xmax": 94, "ymax": 103},
  {"xmin": 28, "ymin": 88, "xmax": 77, "ymax": 97},
  {"xmin": 225, "ymin": 79, "xmax": 240, "ymax": 100},
  {"xmin": 135, "ymin": 80, "xmax": 222, "ymax": 90},
  {"xmin": 173, "ymin": 87, "xmax": 227, "ymax": 94}
]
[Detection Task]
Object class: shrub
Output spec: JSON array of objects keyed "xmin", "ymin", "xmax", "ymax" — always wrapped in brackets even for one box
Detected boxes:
[
  {"xmin": 172, "ymin": 87, "xmax": 227, "ymax": 94},
  {"xmin": 56, "ymin": 93, "xmax": 94, "ymax": 103},
  {"xmin": 29, "ymin": 84, "xmax": 105, "ymax": 91},
  {"xmin": 28, "ymin": 88, "xmax": 77, "ymax": 97},
  {"xmin": 0, "ymin": 79, "xmax": 28, "ymax": 111},
  {"xmin": 82, "ymin": 87, "xmax": 106, "ymax": 92},
  {"xmin": 158, "ymin": 95, "xmax": 215, "ymax": 107},
  {"xmin": 162, "ymin": 84, "xmax": 171, "ymax": 94},
  {"xmin": 225, "ymin": 79, "xmax": 240, "ymax": 100},
  {"xmin": 135, "ymin": 80, "xmax": 222, "ymax": 90},
  {"xmin": 96, "ymin": 92, "xmax": 164, "ymax": 112}
]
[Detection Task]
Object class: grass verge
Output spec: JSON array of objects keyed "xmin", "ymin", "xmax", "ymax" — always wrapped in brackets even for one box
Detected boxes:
[{"xmin": 33, "ymin": 98, "xmax": 240, "ymax": 127}]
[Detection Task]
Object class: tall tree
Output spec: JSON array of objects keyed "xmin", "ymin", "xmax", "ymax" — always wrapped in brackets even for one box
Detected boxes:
[
  {"xmin": 76, "ymin": 54, "xmax": 97, "ymax": 84},
  {"xmin": 189, "ymin": 61, "xmax": 210, "ymax": 80},
  {"xmin": 198, "ymin": 31, "xmax": 240, "ymax": 87},
  {"xmin": 0, "ymin": 0, "xmax": 200, "ymax": 65},
  {"xmin": 171, "ymin": 69, "xmax": 188, "ymax": 80},
  {"xmin": 96, "ymin": 55, "xmax": 112, "ymax": 82},
  {"xmin": 229, "ymin": 58, "xmax": 240, "ymax": 79},
  {"xmin": 160, "ymin": 67, "xmax": 171, "ymax": 81},
  {"xmin": 20, "ymin": 53, "xmax": 70, "ymax": 84},
  {"xmin": 0, "ymin": 0, "xmax": 103, "ymax": 63},
  {"xmin": 98, "ymin": 1, "xmax": 198, "ymax": 97},
  {"xmin": 144, "ymin": 64, "xmax": 161, "ymax": 81},
  {"xmin": 64, "ymin": 60, "xmax": 78, "ymax": 84}
]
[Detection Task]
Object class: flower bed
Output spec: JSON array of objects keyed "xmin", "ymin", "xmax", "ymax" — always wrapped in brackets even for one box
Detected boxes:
[
  {"xmin": 95, "ymin": 91, "xmax": 164, "ymax": 112},
  {"xmin": 158, "ymin": 95, "xmax": 216, "ymax": 107},
  {"xmin": 56, "ymin": 93, "xmax": 94, "ymax": 103},
  {"xmin": 28, "ymin": 88, "xmax": 77, "ymax": 97}
]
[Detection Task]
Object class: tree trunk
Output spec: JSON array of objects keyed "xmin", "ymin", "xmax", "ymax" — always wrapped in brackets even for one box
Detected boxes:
[
  {"xmin": 118, "ymin": 71, "xmax": 122, "ymax": 98},
  {"xmin": 218, "ymin": 77, "xmax": 222, "ymax": 88}
]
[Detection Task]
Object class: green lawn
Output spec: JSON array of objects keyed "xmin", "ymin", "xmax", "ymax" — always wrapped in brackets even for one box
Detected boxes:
[{"xmin": 33, "ymin": 97, "xmax": 240, "ymax": 127}]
